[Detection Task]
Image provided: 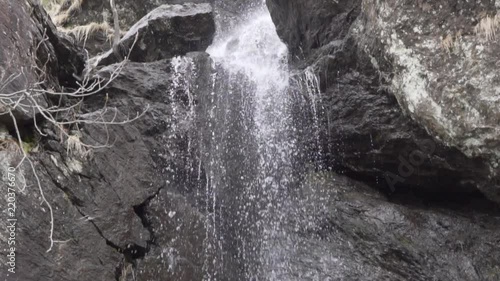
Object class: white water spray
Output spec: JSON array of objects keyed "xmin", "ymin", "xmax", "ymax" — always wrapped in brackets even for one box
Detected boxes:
[{"xmin": 204, "ymin": 6, "xmax": 297, "ymax": 280}]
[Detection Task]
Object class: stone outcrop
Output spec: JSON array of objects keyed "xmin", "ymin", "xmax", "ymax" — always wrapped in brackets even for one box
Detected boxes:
[
  {"xmin": 96, "ymin": 3, "xmax": 215, "ymax": 65},
  {"xmin": 0, "ymin": 53, "xmax": 214, "ymax": 281},
  {"xmin": 0, "ymin": 0, "xmax": 84, "ymax": 128},
  {"xmin": 53, "ymin": 0, "xmax": 211, "ymax": 29},
  {"xmin": 0, "ymin": 2, "xmax": 215, "ymax": 280},
  {"xmin": 50, "ymin": 0, "xmax": 212, "ymax": 55},
  {"xmin": 275, "ymin": 172, "xmax": 500, "ymax": 280},
  {"xmin": 357, "ymin": 0, "xmax": 500, "ymax": 202},
  {"xmin": 49, "ymin": 0, "xmax": 258, "ymax": 55},
  {"xmin": 267, "ymin": 0, "xmax": 500, "ymax": 202}
]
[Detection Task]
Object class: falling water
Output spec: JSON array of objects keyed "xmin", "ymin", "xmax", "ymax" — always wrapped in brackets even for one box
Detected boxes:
[
  {"xmin": 198, "ymin": 3, "xmax": 298, "ymax": 280},
  {"xmin": 299, "ymin": 66, "xmax": 323, "ymax": 169}
]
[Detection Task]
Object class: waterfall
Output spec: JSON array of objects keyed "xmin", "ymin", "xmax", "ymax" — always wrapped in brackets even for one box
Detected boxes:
[
  {"xmin": 156, "ymin": 2, "xmax": 326, "ymax": 280},
  {"xmin": 198, "ymin": 3, "xmax": 297, "ymax": 280}
]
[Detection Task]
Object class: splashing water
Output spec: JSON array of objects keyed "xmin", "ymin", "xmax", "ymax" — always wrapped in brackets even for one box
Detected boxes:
[
  {"xmin": 202, "ymin": 5, "xmax": 297, "ymax": 280},
  {"xmin": 300, "ymin": 66, "xmax": 323, "ymax": 168},
  {"xmin": 163, "ymin": 3, "xmax": 327, "ymax": 280}
]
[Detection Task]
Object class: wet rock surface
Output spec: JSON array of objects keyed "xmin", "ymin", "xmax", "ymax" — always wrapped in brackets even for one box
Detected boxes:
[
  {"xmin": 0, "ymin": 52, "xmax": 214, "ymax": 280},
  {"xmin": 51, "ymin": 0, "xmax": 213, "ymax": 55},
  {"xmin": 1, "ymin": 0, "xmax": 500, "ymax": 280},
  {"xmin": 135, "ymin": 191, "xmax": 206, "ymax": 281},
  {"xmin": 279, "ymin": 172, "xmax": 500, "ymax": 281},
  {"xmin": 0, "ymin": 0, "xmax": 84, "ymax": 128},
  {"xmin": 0, "ymin": 2, "xmax": 215, "ymax": 280},
  {"xmin": 265, "ymin": 1, "xmax": 500, "ymax": 278},
  {"xmin": 97, "ymin": 3, "xmax": 215, "ymax": 66},
  {"xmin": 267, "ymin": 0, "xmax": 500, "ymax": 202}
]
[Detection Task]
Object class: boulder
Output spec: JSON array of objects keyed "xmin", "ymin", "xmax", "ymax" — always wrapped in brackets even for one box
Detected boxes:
[
  {"xmin": 356, "ymin": 0, "xmax": 500, "ymax": 201},
  {"xmin": 270, "ymin": 172, "xmax": 500, "ymax": 280},
  {"xmin": 51, "ymin": 0, "xmax": 211, "ymax": 29},
  {"xmin": 0, "ymin": 0, "xmax": 84, "ymax": 129},
  {"xmin": 0, "ymin": 0, "xmax": 215, "ymax": 278},
  {"xmin": 48, "ymin": 0, "xmax": 215, "ymax": 55},
  {"xmin": 267, "ymin": 0, "xmax": 500, "ymax": 202},
  {"xmin": 96, "ymin": 3, "xmax": 215, "ymax": 66},
  {"xmin": 0, "ymin": 51, "xmax": 214, "ymax": 280}
]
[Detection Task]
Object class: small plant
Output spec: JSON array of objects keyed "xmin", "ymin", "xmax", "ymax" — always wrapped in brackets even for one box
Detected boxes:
[
  {"xmin": 0, "ymin": 14, "xmax": 144, "ymax": 252},
  {"xmin": 66, "ymin": 131, "xmax": 90, "ymax": 158},
  {"xmin": 440, "ymin": 30, "xmax": 462, "ymax": 55},
  {"xmin": 60, "ymin": 22, "xmax": 114, "ymax": 43},
  {"xmin": 21, "ymin": 135, "xmax": 39, "ymax": 154},
  {"xmin": 43, "ymin": 0, "xmax": 85, "ymax": 25},
  {"xmin": 440, "ymin": 34, "xmax": 454, "ymax": 53},
  {"xmin": 475, "ymin": 14, "xmax": 500, "ymax": 41}
]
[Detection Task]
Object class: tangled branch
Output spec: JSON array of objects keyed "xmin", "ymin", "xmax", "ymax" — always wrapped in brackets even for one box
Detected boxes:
[{"xmin": 0, "ymin": 26, "xmax": 146, "ymax": 252}]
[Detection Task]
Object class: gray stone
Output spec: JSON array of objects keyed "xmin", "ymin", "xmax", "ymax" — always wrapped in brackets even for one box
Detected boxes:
[
  {"xmin": 274, "ymin": 172, "xmax": 500, "ymax": 281},
  {"xmin": 267, "ymin": 0, "xmax": 500, "ymax": 202},
  {"xmin": 0, "ymin": 0, "xmax": 84, "ymax": 130},
  {"xmin": 354, "ymin": 0, "xmax": 500, "ymax": 202},
  {"xmin": 96, "ymin": 3, "xmax": 216, "ymax": 66},
  {"xmin": 0, "ymin": 1, "xmax": 213, "ymax": 278},
  {"xmin": 49, "ymin": 0, "xmax": 214, "ymax": 55}
]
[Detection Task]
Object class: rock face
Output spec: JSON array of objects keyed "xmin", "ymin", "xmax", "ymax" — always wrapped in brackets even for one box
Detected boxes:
[
  {"xmin": 276, "ymin": 172, "xmax": 500, "ymax": 281},
  {"xmin": 356, "ymin": 0, "xmax": 500, "ymax": 201},
  {"xmin": 0, "ymin": 0, "xmax": 84, "ymax": 128},
  {"xmin": 48, "ymin": 0, "xmax": 257, "ymax": 55},
  {"xmin": 267, "ymin": 0, "xmax": 500, "ymax": 202},
  {"xmin": 53, "ymin": 0, "xmax": 211, "ymax": 29},
  {"xmin": 0, "ymin": 53, "xmax": 214, "ymax": 281},
  {"xmin": 91, "ymin": 52, "xmax": 214, "ymax": 281},
  {"xmin": 97, "ymin": 3, "xmax": 215, "ymax": 65},
  {"xmin": 50, "ymin": 0, "xmax": 212, "ymax": 55},
  {"xmin": 2, "ymin": 1, "xmax": 500, "ymax": 280},
  {"xmin": 0, "ymin": 2, "xmax": 216, "ymax": 280},
  {"xmin": 135, "ymin": 191, "xmax": 206, "ymax": 280}
]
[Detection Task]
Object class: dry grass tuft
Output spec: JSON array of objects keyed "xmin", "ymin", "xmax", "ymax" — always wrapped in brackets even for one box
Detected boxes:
[
  {"xmin": 66, "ymin": 134, "xmax": 90, "ymax": 158},
  {"xmin": 42, "ymin": 0, "xmax": 85, "ymax": 26},
  {"xmin": 361, "ymin": 0, "xmax": 377, "ymax": 23},
  {"xmin": 43, "ymin": 0, "xmax": 112, "ymax": 43},
  {"xmin": 60, "ymin": 22, "xmax": 113, "ymax": 43},
  {"xmin": 440, "ymin": 30, "xmax": 462, "ymax": 54},
  {"xmin": 0, "ymin": 139, "xmax": 22, "ymax": 154},
  {"xmin": 475, "ymin": 14, "xmax": 500, "ymax": 41},
  {"xmin": 441, "ymin": 34, "xmax": 454, "ymax": 53}
]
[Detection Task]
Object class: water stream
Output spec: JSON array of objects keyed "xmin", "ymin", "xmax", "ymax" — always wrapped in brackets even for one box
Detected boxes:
[
  {"xmin": 203, "ymin": 4, "xmax": 296, "ymax": 280},
  {"xmin": 167, "ymin": 2, "xmax": 322, "ymax": 280}
]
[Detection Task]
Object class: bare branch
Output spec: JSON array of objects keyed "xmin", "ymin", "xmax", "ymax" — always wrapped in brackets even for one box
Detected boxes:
[
  {"xmin": 9, "ymin": 110, "xmax": 55, "ymax": 252},
  {"xmin": 0, "ymin": 21, "xmax": 145, "ymax": 252}
]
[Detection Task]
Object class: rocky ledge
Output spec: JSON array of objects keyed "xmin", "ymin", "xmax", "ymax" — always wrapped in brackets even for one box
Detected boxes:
[
  {"xmin": 0, "ymin": 1, "xmax": 214, "ymax": 280},
  {"xmin": 97, "ymin": 3, "xmax": 215, "ymax": 65},
  {"xmin": 267, "ymin": 0, "xmax": 500, "ymax": 203}
]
